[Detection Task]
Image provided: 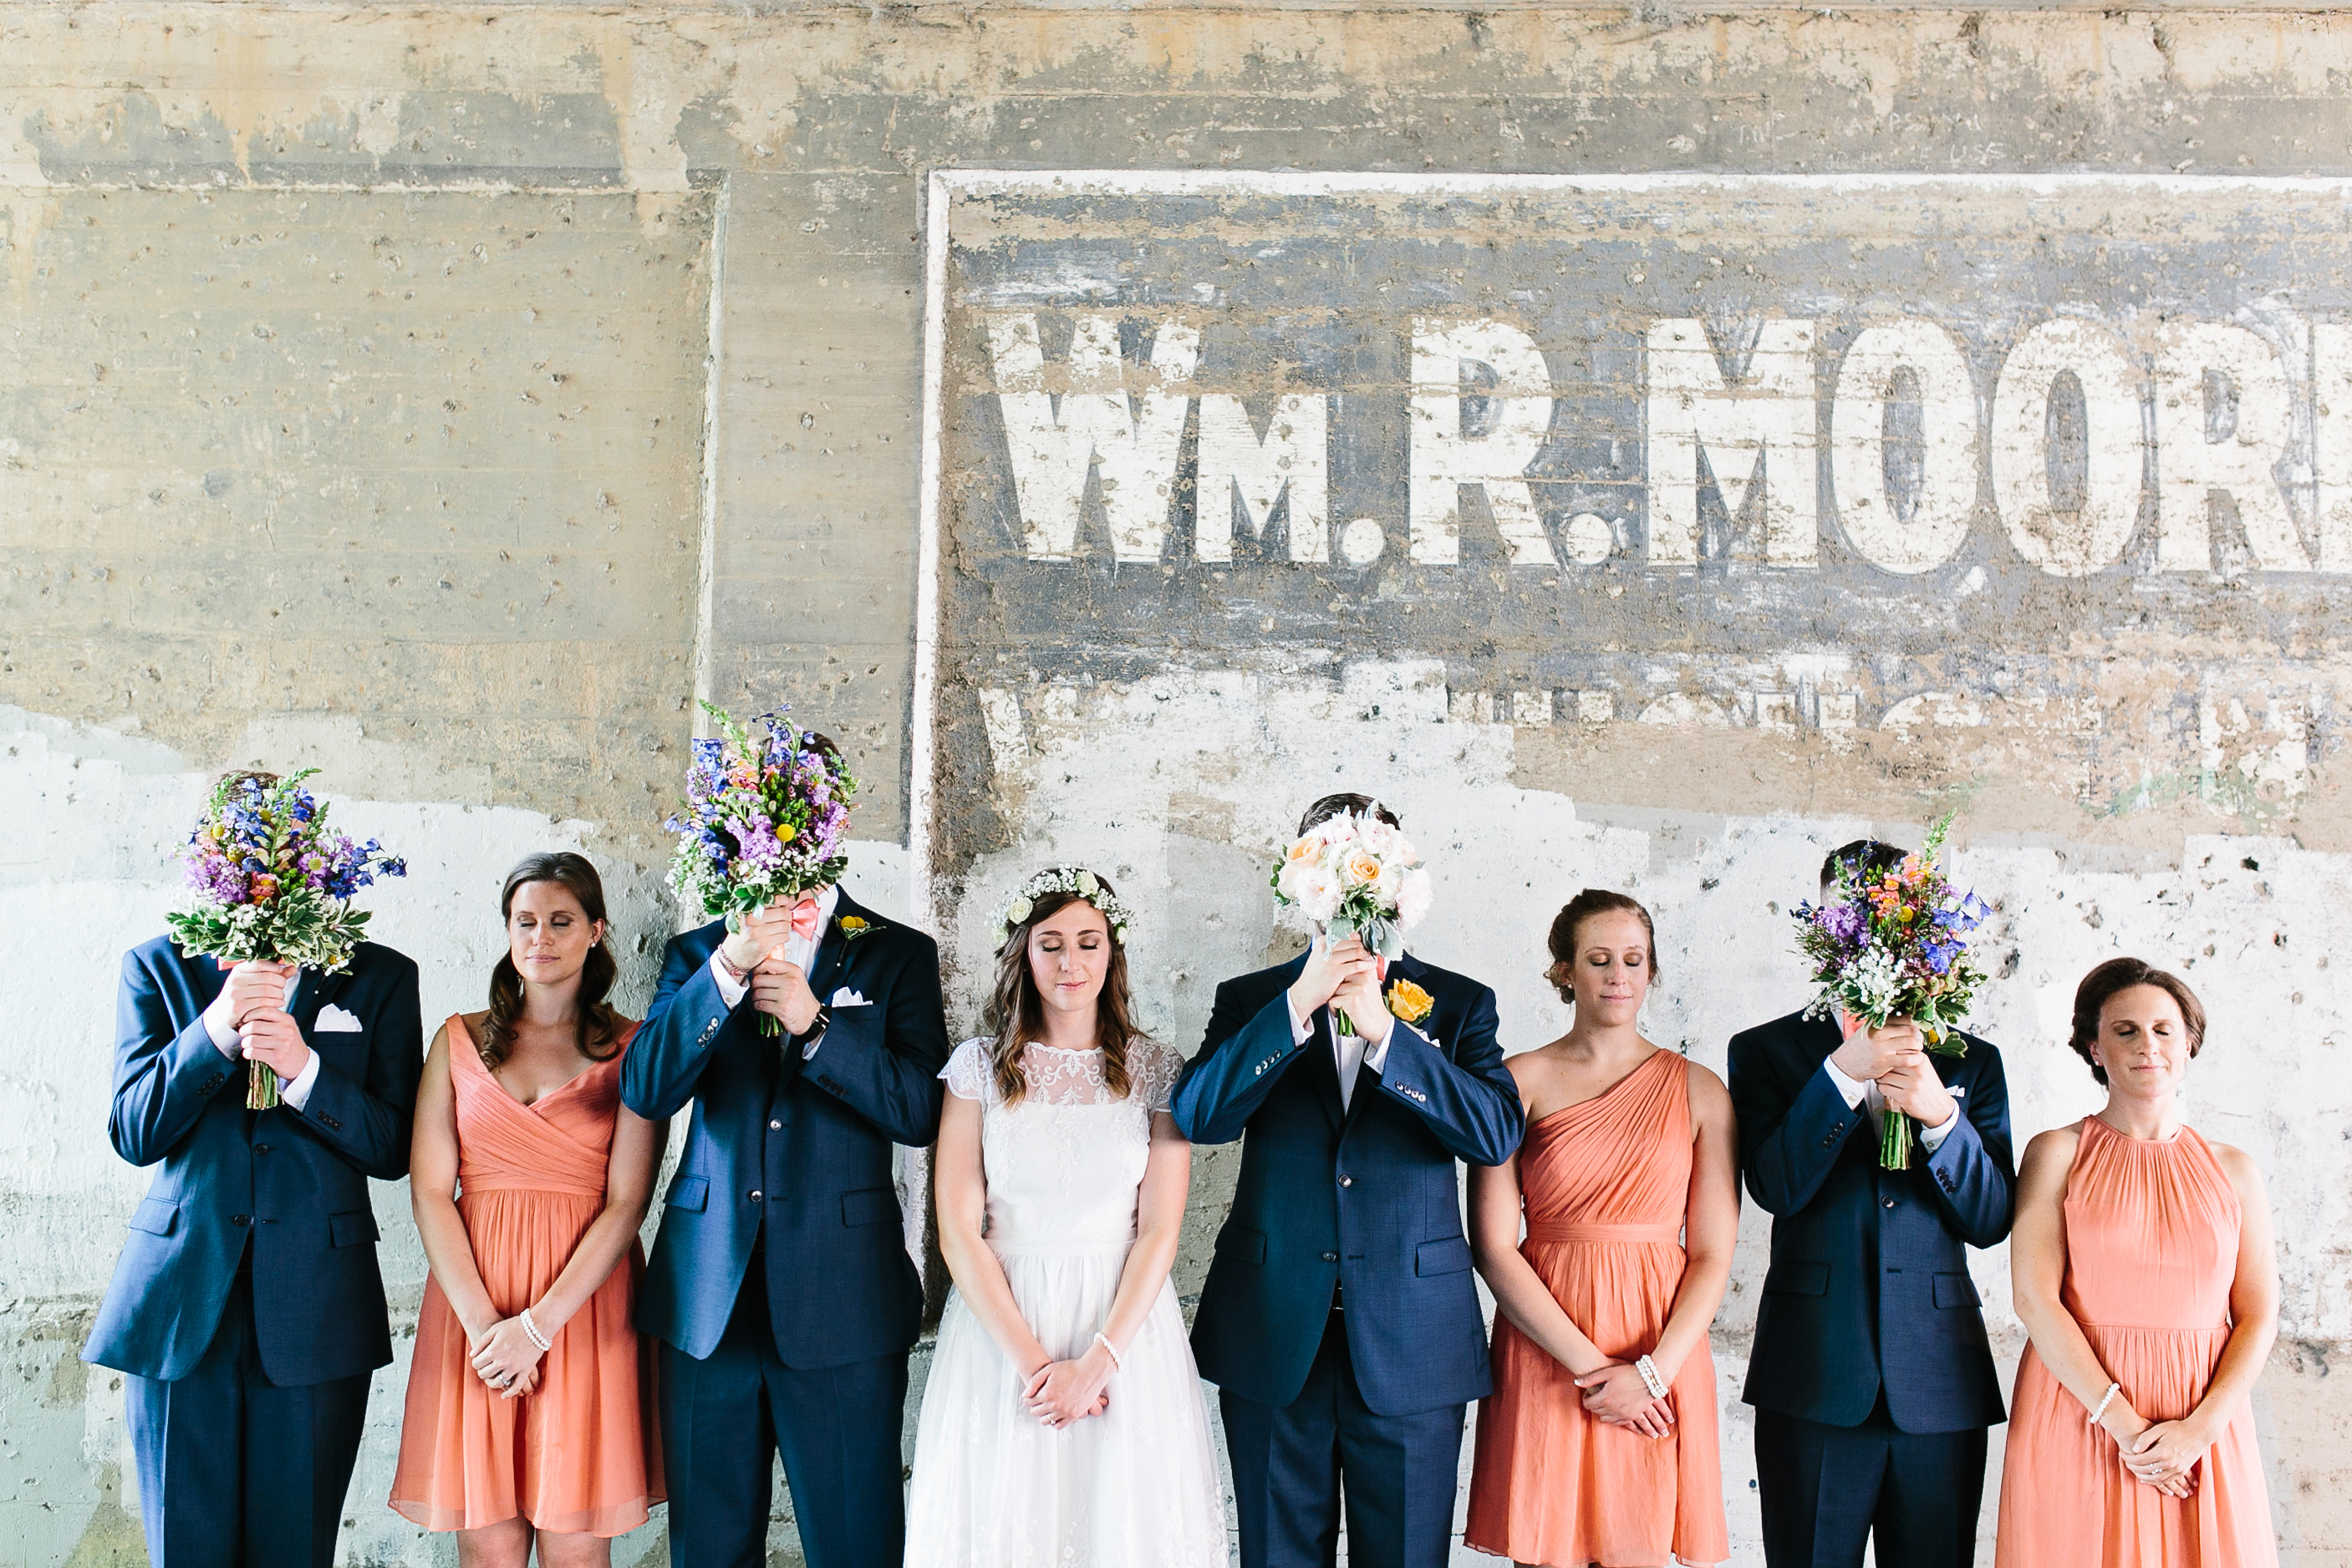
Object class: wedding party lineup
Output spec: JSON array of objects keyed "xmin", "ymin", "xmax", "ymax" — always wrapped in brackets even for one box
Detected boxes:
[{"xmin": 13, "ymin": 6, "xmax": 2347, "ymax": 1568}]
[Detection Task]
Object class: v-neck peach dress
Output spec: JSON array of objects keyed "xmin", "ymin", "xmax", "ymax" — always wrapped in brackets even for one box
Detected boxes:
[
  {"xmin": 1465, "ymin": 1047, "xmax": 1728, "ymax": 1568},
  {"xmin": 389, "ymin": 1016, "xmax": 663, "ymax": 1538},
  {"xmin": 1995, "ymin": 1117, "xmax": 2277, "ymax": 1568}
]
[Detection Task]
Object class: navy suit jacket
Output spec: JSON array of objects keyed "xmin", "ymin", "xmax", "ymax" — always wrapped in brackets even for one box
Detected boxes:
[
  {"xmin": 84, "ymin": 936, "xmax": 424, "ymax": 1386},
  {"xmin": 1171, "ymin": 949, "xmax": 1524, "ymax": 1418},
  {"xmin": 1728, "ymin": 1008, "xmax": 2014, "ymax": 1433},
  {"xmin": 623, "ymin": 889, "xmax": 950, "ymax": 1367}
]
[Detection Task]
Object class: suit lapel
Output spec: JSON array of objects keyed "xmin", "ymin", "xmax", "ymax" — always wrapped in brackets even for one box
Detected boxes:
[
  {"xmin": 289, "ymin": 965, "xmax": 350, "ymax": 1035},
  {"xmin": 804, "ymin": 889, "xmax": 869, "ymax": 1005}
]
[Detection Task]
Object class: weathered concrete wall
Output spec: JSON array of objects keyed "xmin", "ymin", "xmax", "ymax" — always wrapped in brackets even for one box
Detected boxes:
[{"xmin": 6, "ymin": 5, "xmax": 2352, "ymax": 1565}]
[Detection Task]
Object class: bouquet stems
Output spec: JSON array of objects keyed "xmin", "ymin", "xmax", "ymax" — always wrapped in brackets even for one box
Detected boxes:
[
  {"xmin": 1881, "ymin": 1109, "xmax": 1917, "ymax": 1170},
  {"xmin": 247, "ymin": 1056, "xmax": 283, "ymax": 1110}
]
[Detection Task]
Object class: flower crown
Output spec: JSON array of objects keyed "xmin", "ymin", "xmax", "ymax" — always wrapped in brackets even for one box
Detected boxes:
[{"xmin": 991, "ymin": 866, "xmax": 1137, "ymax": 947}]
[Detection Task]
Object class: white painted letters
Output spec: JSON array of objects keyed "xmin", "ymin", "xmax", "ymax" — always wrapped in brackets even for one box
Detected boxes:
[
  {"xmin": 1830, "ymin": 322, "xmax": 1978, "ymax": 574},
  {"xmin": 2314, "ymin": 323, "xmax": 2352, "ymax": 573},
  {"xmin": 2154, "ymin": 322, "xmax": 2309, "ymax": 573},
  {"xmin": 1990, "ymin": 319, "xmax": 2143, "ymax": 577},
  {"xmin": 987, "ymin": 313, "xmax": 1200, "ymax": 562},
  {"xmin": 1195, "ymin": 394, "xmax": 1330, "ymax": 563},
  {"xmin": 1408, "ymin": 319, "xmax": 1557, "ymax": 567},
  {"xmin": 1646, "ymin": 318, "xmax": 1819, "ymax": 567}
]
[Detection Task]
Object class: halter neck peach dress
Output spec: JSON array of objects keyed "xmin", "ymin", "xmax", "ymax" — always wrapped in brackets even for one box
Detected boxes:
[
  {"xmin": 389, "ymin": 1016, "xmax": 663, "ymax": 1538},
  {"xmin": 1996, "ymin": 1116, "xmax": 2276, "ymax": 1568},
  {"xmin": 1465, "ymin": 1047, "xmax": 1728, "ymax": 1568}
]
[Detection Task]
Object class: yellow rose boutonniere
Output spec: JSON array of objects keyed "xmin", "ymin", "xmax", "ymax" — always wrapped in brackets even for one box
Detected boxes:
[
  {"xmin": 838, "ymin": 914, "xmax": 875, "ymax": 941},
  {"xmin": 1386, "ymin": 978, "xmax": 1434, "ymax": 1026}
]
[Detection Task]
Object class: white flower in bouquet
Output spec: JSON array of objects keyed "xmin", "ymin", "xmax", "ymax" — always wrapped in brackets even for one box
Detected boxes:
[
  {"xmin": 1265, "ymin": 802, "xmax": 1429, "ymax": 960},
  {"xmin": 1395, "ymin": 868, "xmax": 1435, "ymax": 927},
  {"xmin": 1296, "ymin": 863, "xmax": 1342, "ymax": 923}
]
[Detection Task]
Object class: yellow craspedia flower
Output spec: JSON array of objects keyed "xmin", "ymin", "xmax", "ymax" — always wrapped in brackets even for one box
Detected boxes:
[
  {"xmin": 776, "ymin": 822, "xmax": 798, "ymax": 845},
  {"xmin": 1386, "ymin": 979, "xmax": 1435, "ymax": 1026},
  {"xmin": 839, "ymin": 916, "xmax": 868, "ymax": 935}
]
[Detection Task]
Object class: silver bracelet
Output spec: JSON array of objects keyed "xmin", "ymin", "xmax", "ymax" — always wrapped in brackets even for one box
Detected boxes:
[
  {"xmin": 520, "ymin": 1307, "xmax": 552, "ymax": 1354},
  {"xmin": 1635, "ymin": 1354, "xmax": 1669, "ymax": 1399},
  {"xmin": 1092, "ymin": 1331, "xmax": 1124, "ymax": 1372},
  {"xmin": 2088, "ymin": 1381, "xmax": 2120, "ymax": 1425}
]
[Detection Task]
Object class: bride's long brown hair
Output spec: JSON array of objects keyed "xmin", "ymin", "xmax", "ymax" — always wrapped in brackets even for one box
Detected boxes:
[
  {"xmin": 980, "ymin": 881, "xmax": 1141, "ymax": 1107},
  {"xmin": 479, "ymin": 852, "xmax": 624, "ymax": 1070}
]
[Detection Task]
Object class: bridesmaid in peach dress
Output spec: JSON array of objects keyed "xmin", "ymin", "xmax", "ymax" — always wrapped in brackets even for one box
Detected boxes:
[
  {"xmin": 1465, "ymin": 891, "xmax": 1737, "ymax": 1568},
  {"xmin": 392, "ymin": 853, "xmax": 666, "ymax": 1565},
  {"xmin": 1998, "ymin": 957, "xmax": 2280, "ymax": 1568}
]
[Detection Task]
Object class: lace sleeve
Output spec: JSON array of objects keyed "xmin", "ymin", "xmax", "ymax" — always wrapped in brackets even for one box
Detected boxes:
[
  {"xmin": 940, "ymin": 1037, "xmax": 995, "ymax": 1102},
  {"xmin": 1137, "ymin": 1041, "xmax": 1185, "ymax": 1114}
]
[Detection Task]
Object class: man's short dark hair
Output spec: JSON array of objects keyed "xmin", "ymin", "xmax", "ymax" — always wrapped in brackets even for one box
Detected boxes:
[
  {"xmin": 1820, "ymin": 837, "xmax": 1906, "ymax": 894},
  {"xmin": 1298, "ymin": 793, "xmax": 1402, "ymax": 837}
]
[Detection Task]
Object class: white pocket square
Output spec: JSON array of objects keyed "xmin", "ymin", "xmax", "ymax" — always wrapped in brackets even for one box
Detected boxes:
[
  {"xmin": 830, "ymin": 988, "xmax": 871, "ymax": 1008},
  {"xmin": 314, "ymin": 1004, "xmax": 364, "ymax": 1033},
  {"xmin": 1952, "ymin": 1085, "xmax": 1967, "ymax": 1096}
]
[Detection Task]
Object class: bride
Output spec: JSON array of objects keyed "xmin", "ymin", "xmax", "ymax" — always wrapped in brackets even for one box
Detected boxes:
[{"xmin": 905, "ymin": 867, "xmax": 1226, "ymax": 1567}]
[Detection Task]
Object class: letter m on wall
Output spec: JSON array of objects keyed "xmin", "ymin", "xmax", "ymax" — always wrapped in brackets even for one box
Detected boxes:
[
  {"xmin": 1645, "ymin": 318, "xmax": 1819, "ymax": 566},
  {"xmin": 986, "ymin": 313, "xmax": 1199, "ymax": 562}
]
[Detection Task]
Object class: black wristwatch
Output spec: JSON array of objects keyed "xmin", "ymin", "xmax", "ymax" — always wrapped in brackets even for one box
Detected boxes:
[{"xmin": 801, "ymin": 1005, "xmax": 833, "ymax": 1043}]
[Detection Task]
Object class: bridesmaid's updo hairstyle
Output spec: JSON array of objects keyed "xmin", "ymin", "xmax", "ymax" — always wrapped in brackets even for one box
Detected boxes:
[
  {"xmin": 480, "ymin": 852, "xmax": 624, "ymax": 1071},
  {"xmin": 1544, "ymin": 890, "xmax": 1659, "ymax": 1003},
  {"xmin": 982, "ymin": 872, "xmax": 1143, "ymax": 1108},
  {"xmin": 2069, "ymin": 957, "xmax": 2206, "ymax": 1086}
]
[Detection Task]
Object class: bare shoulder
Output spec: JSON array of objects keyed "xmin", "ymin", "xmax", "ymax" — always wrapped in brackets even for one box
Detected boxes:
[
  {"xmin": 2206, "ymin": 1138, "xmax": 2268, "ymax": 1194},
  {"xmin": 2019, "ymin": 1123, "xmax": 2084, "ymax": 1181},
  {"xmin": 1683, "ymin": 1056, "xmax": 1732, "ymax": 1108},
  {"xmin": 1503, "ymin": 1045, "xmax": 1558, "ymax": 1094}
]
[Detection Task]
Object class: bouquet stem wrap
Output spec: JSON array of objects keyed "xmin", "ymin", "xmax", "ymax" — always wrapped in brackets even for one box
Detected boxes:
[{"xmin": 1794, "ymin": 815, "xmax": 1991, "ymax": 1172}]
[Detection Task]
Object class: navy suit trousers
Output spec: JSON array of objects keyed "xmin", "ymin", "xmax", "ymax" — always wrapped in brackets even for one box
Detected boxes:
[
  {"xmin": 1754, "ymin": 1398, "xmax": 1988, "ymax": 1568},
  {"xmin": 1221, "ymin": 1306, "xmax": 1464, "ymax": 1568},
  {"xmin": 123, "ymin": 1270, "xmax": 370, "ymax": 1568},
  {"xmin": 658, "ymin": 1248, "xmax": 908, "ymax": 1568}
]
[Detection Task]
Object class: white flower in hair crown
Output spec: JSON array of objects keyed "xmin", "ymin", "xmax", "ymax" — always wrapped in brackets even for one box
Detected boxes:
[{"xmin": 992, "ymin": 866, "xmax": 1138, "ymax": 947}]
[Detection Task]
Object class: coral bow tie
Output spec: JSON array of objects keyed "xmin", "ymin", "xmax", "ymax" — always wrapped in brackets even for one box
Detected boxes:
[{"xmin": 788, "ymin": 895, "xmax": 825, "ymax": 944}]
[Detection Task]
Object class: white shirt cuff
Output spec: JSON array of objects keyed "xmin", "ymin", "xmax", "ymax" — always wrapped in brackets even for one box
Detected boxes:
[
  {"xmin": 205, "ymin": 1004, "xmax": 242, "ymax": 1058},
  {"xmin": 277, "ymin": 1049, "xmax": 323, "ymax": 1111},
  {"xmin": 1917, "ymin": 1105, "xmax": 1961, "ymax": 1153},
  {"xmin": 709, "ymin": 950, "xmax": 750, "ymax": 1009},
  {"xmin": 1362, "ymin": 1028, "xmax": 1395, "ymax": 1075},
  {"xmin": 1286, "ymin": 991, "xmax": 1313, "ymax": 1046},
  {"xmin": 1820, "ymin": 1056, "xmax": 1871, "ymax": 1109}
]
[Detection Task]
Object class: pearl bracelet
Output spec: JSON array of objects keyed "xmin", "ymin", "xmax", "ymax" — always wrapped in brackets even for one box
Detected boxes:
[
  {"xmin": 521, "ymin": 1307, "xmax": 552, "ymax": 1354},
  {"xmin": 2088, "ymin": 1381, "xmax": 2120, "ymax": 1425},
  {"xmin": 1092, "ymin": 1332, "xmax": 1123, "ymax": 1372},
  {"xmin": 1635, "ymin": 1355, "xmax": 1669, "ymax": 1400}
]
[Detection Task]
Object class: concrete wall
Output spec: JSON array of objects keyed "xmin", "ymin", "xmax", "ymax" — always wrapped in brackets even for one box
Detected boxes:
[{"xmin": 4, "ymin": 5, "xmax": 2351, "ymax": 1564}]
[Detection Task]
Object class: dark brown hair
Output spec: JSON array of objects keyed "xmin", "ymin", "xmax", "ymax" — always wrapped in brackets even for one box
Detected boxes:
[
  {"xmin": 980, "ymin": 877, "xmax": 1142, "ymax": 1107},
  {"xmin": 1298, "ymin": 793, "xmax": 1402, "ymax": 837},
  {"xmin": 1545, "ymin": 889, "xmax": 1659, "ymax": 1003},
  {"xmin": 480, "ymin": 853, "xmax": 624, "ymax": 1070},
  {"xmin": 2069, "ymin": 956, "xmax": 2206, "ymax": 1086},
  {"xmin": 1821, "ymin": 837, "xmax": 1906, "ymax": 894},
  {"xmin": 214, "ymin": 768, "xmax": 282, "ymax": 792}
]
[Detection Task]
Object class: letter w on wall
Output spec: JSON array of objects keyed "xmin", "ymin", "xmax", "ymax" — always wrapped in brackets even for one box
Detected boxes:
[
  {"xmin": 987, "ymin": 313, "xmax": 1200, "ymax": 562},
  {"xmin": 1646, "ymin": 318, "xmax": 1819, "ymax": 566}
]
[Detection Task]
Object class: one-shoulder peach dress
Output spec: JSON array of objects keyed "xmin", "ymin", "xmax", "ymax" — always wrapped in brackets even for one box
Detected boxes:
[
  {"xmin": 1465, "ymin": 1048, "xmax": 1728, "ymax": 1568},
  {"xmin": 390, "ymin": 1016, "xmax": 663, "ymax": 1538},
  {"xmin": 1996, "ymin": 1117, "xmax": 2276, "ymax": 1568}
]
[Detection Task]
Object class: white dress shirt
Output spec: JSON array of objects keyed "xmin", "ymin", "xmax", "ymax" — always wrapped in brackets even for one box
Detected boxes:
[
  {"xmin": 1285, "ymin": 967, "xmax": 1395, "ymax": 1114},
  {"xmin": 710, "ymin": 884, "xmax": 841, "ymax": 1057},
  {"xmin": 1820, "ymin": 1038, "xmax": 1958, "ymax": 1154},
  {"xmin": 203, "ymin": 968, "xmax": 322, "ymax": 1110}
]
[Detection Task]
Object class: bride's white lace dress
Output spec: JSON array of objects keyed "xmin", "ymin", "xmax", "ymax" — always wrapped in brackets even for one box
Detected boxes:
[{"xmin": 905, "ymin": 1037, "xmax": 1228, "ymax": 1568}]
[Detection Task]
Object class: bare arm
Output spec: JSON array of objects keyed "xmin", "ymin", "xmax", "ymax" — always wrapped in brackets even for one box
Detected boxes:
[
  {"xmin": 934, "ymin": 1090, "xmax": 1057, "ymax": 1387},
  {"xmin": 410, "ymin": 1026, "xmax": 501, "ymax": 1345},
  {"xmin": 1026, "ymin": 1111, "xmax": 1190, "ymax": 1424},
  {"xmin": 1468, "ymin": 1154, "xmax": 1609, "ymax": 1377},
  {"xmin": 2122, "ymin": 1143, "xmax": 2279, "ymax": 1488},
  {"xmin": 1649, "ymin": 1063, "xmax": 1739, "ymax": 1382}
]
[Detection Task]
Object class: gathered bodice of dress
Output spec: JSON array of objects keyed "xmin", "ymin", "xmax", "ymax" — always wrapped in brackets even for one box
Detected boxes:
[
  {"xmin": 2061, "ymin": 1115, "xmax": 2241, "ymax": 1332},
  {"xmin": 450, "ymin": 1015, "xmax": 636, "ymax": 1200},
  {"xmin": 942, "ymin": 1037, "xmax": 1182, "ymax": 1250},
  {"xmin": 1518, "ymin": 1046, "xmax": 1692, "ymax": 1244}
]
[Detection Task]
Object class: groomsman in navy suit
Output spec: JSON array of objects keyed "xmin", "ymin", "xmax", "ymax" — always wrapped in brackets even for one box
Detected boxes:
[
  {"xmin": 624, "ymin": 860, "xmax": 950, "ymax": 1568},
  {"xmin": 84, "ymin": 807, "xmax": 424, "ymax": 1568},
  {"xmin": 1172, "ymin": 792, "xmax": 1524, "ymax": 1568},
  {"xmin": 1728, "ymin": 838, "xmax": 2016, "ymax": 1568}
]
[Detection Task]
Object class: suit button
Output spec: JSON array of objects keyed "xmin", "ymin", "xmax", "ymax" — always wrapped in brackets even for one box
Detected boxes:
[
  {"xmin": 1881, "ymin": 1196, "xmax": 1897, "ymax": 1209},
  {"xmin": 749, "ymin": 1189, "xmax": 764, "ymax": 1204},
  {"xmin": 1338, "ymin": 1175, "xmax": 1353, "ymax": 1189},
  {"xmin": 1322, "ymin": 1251, "xmax": 1338, "ymax": 1263},
  {"xmin": 254, "ymin": 1144, "xmax": 272, "ymax": 1154},
  {"xmin": 231, "ymin": 1214, "xmax": 251, "ymax": 1227},
  {"xmin": 770, "ymin": 1120, "xmax": 782, "ymax": 1130}
]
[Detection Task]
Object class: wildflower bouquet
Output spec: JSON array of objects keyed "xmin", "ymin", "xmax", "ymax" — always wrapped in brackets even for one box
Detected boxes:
[
  {"xmin": 1792, "ymin": 812, "xmax": 1992, "ymax": 1169},
  {"xmin": 166, "ymin": 771, "xmax": 408, "ymax": 1109},
  {"xmin": 1269, "ymin": 805, "xmax": 1434, "ymax": 1036},
  {"xmin": 664, "ymin": 700, "xmax": 857, "ymax": 1035}
]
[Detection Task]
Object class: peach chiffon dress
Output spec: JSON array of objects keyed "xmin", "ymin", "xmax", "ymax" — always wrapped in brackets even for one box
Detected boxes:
[
  {"xmin": 1996, "ymin": 1116, "xmax": 2276, "ymax": 1568},
  {"xmin": 1465, "ymin": 1048, "xmax": 1727, "ymax": 1568},
  {"xmin": 389, "ymin": 1016, "xmax": 663, "ymax": 1538}
]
